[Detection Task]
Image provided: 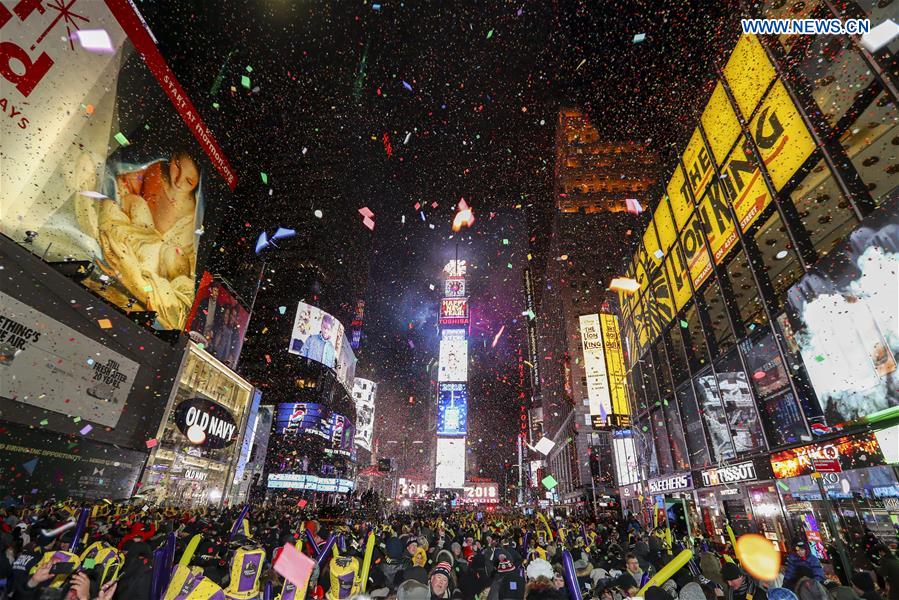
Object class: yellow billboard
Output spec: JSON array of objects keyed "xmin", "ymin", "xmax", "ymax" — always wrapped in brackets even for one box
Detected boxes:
[
  {"xmin": 721, "ymin": 136, "xmax": 773, "ymax": 233},
  {"xmin": 681, "ymin": 212, "xmax": 713, "ymax": 288},
  {"xmin": 697, "ymin": 177, "xmax": 739, "ymax": 265},
  {"xmin": 682, "ymin": 127, "xmax": 715, "ymax": 195},
  {"xmin": 701, "ymin": 82, "xmax": 742, "ymax": 165},
  {"xmin": 750, "ymin": 80, "xmax": 817, "ymax": 191},
  {"xmin": 665, "ymin": 251, "xmax": 691, "ymax": 311},
  {"xmin": 654, "ymin": 197, "xmax": 677, "ymax": 253},
  {"xmin": 723, "ymin": 34, "xmax": 776, "ymax": 118},
  {"xmin": 600, "ymin": 313, "xmax": 630, "ymax": 421},
  {"xmin": 667, "ymin": 165, "xmax": 693, "ymax": 231}
]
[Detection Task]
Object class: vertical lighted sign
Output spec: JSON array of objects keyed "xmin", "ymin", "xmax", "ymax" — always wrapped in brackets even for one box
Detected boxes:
[
  {"xmin": 600, "ymin": 313, "xmax": 630, "ymax": 426},
  {"xmin": 436, "ymin": 259, "xmax": 469, "ymax": 488}
]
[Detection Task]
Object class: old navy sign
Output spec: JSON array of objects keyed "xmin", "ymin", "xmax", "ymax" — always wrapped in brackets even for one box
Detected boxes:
[
  {"xmin": 701, "ymin": 461, "xmax": 757, "ymax": 487},
  {"xmin": 648, "ymin": 473, "xmax": 692, "ymax": 493},
  {"xmin": 174, "ymin": 397, "xmax": 238, "ymax": 448}
]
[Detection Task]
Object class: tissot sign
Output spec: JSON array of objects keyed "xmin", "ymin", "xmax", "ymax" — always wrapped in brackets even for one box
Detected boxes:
[
  {"xmin": 174, "ymin": 398, "xmax": 238, "ymax": 448},
  {"xmin": 648, "ymin": 473, "xmax": 692, "ymax": 493},
  {"xmin": 701, "ymin": 461, "xmax": 758, "ymax": 487}
]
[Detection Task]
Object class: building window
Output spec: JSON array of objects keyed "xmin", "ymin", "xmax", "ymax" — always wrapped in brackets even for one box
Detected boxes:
[
  {"xmin": 662, "ymin": 394, "xmax": 690, "ymax": 471},
  {"xmin": 839, "ymin": 91, "xmax": 898, "ymax": 206},
  {"xmin": 794, "ymin": 33, "xmax": 875, "ymax": 131},
  {"xmin": 676, "ymin": 383, "xmax": 711, "ymax": 468},
  {"xmin": 651, "ymin": 409, "xmax": 674, "ymax": 473},
  {"xmin": 640, "ymin": 350, "xmax": 661, "ymax": 410},
  {"xmin": 666, "ymin": 326, "xmax": 691, "ymax": 387},
  {"xmin": 632, "ymin": 362, "xmax": 648, "ymax": 414},
  {"xmin": 752, "ymin": 210, "xmax": 804, "ymax": 304},
  {"xmin": 714, "ymin": 349, "xmax": 766, "ymax": 453},
  {"xmin": 683, "ymin": 303, "xmax": 711, "ymax": 372},
  {"xmin": 693, "ymin": 368, "xmax": 737, "ymax": 463},
  {"xmin": 701, "ymin": 279, "xmax": 736, "ymax": 357},
  {"xmin": 652, "ymin": 342, "xmax": 675, "ymax": 399},
  {"xmin": 789, "ymin": 158, "xmax": 860, "ymax": 258},
  {"xmin": 725, "ymin": 251, "xmax": 767, "ymax": 330},
  {"xmin": 738, "ymin": 325, "xmax": 808, "ymax": 447}
]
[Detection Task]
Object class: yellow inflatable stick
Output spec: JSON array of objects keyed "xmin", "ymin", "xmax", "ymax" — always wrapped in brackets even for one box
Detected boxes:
[
  {"xmin": 179, "ymin": 534, "xmax": 204, "ymax": 567},
  {"xmin": 359, "ymin": 532, "xmax": 376, "ymax": 592},
  {"xmin": 726, "ymin": 524, "xmax": 737, "ymax": 550},
  {"xmin": 637, "ymin": 549, "xmax": 693, "ymax": 596}
]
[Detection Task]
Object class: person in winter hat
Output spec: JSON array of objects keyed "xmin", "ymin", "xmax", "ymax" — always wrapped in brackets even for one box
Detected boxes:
[
  {"xmin": 523, "ymin": 559, "xmax": 565, "ymax": 600},
  {"xmin": 722, "ymin": 563, "xmax": 768, "ymax": 600},
  {"xmin": 783, "ymin": 542, "xmax": 826, "ymax": 591},
  {"xmin": 487, "ymin": 557, "xmax": 525, "ymax": 600},
  {"xmin": 430, "ymin": 562, "xmax": 459, "ymax": 600}
]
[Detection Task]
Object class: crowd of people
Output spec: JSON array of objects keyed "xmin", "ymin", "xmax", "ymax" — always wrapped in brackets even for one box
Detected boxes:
[{"xmin": 0, "ymin": 501, "xmax": 896, "ymax": 600}]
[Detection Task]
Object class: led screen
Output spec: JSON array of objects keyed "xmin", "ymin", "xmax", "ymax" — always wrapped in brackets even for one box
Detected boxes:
[
  {"xmin": 267, "ymin": 473, "xmax": 354, "ymax": 492},
  {"xmin": 579, "ymin": 314, "xmax": 612, "ymax": 420},
  {"xmin": 352, "ymin": 378, "xmax": 376, "ymax": 452},
  {"xmin": 437, "ymin": 383, "xmax": 468, "ymax": 436},
  {"xmin": 786, "ymin": 198, "xmax": 898, "ymax": 427},
  {"xmin": 186, "ymin": 273, "xmax": 250, "ymax": 369},
  {"xmin": 445, "ymin": 277, "xmax": 466, "ymax": 297},
  {"xmin": 288, "ymin": 302, "xmax": 357, "ymax": 392},
  {"xmin": 1, "ymin": 0, "xmax": 234, "ymax": 331},
  {"xmin": 274, "ymin": 403, "xmax": 329, "ymax": 439},
  {"xmin": 435, "ymin": 437, "xmax": 466, "ymax": 489},
  {"xmin": 438, "ymin": 338, "xmax": 468, "ymax": 382},
  {"xmin": 439, "ymin": 298, "xmax": 469, "ymax": 326},
  {"xmin": 329, "ymin": 413, "xmax": 355, "ymax": 456}
]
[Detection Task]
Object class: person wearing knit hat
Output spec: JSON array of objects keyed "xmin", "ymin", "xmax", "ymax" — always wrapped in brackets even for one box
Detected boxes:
[
  {"xmin": 526, "ymin": 559, "xmax": 554, "ymax": 582},
  {"xmin": 645, "ymin": 586, "xmax": 671, "ymax": 600},
  {"xmin": 722, "ymin": 563, "xmax": 768, "ymax": 600},
  {"xmin": 487, "ymin": 557, "xmax": 525, "ymax": 600},
  {"xmin": 429, "ymin": 562, "xmax": 458, "ymax": 599}
]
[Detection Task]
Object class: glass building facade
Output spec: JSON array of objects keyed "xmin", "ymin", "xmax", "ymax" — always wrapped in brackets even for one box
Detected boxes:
[{"xmin": 613, "ymin": 7, "xmax": 898, "ymax": 567}]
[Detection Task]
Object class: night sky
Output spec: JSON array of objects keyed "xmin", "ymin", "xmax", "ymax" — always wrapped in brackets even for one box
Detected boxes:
[{"xmin": 137, "ymin": 0, "xmax": 741, "ymax": 483}]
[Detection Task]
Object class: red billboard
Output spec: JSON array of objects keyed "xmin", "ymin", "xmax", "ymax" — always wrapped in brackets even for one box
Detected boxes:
[{"xmin": 770, "ymin": 432, "xmax": 885, "ymax": 479}]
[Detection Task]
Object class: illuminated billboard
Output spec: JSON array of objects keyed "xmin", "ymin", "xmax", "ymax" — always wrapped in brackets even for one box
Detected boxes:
[
  {"xmin": 786, "ymin": 198, "xmax": 898, "ymax": 428},
  {"xmin": 274, "ymin": 403, "xmax": 330, "ymax": 439},
  {"xmin": 352, "ymin": 378, "xmax": 377, "ymax": 452},
  {"xmin": 186, "ymin": 273, "xmax": 250, "ymax": 369},
  {"xmin": 461, "ymin": 482, "xmax": 499, "ymax": 504},
  {"xmin": 579, "ymin": 314, "xmax": 612, "ymax": 421},
  {"xmin": 437, "ymin": 383, "xmax": 468, "ymax": 436},
  {"xmin": 288, "ymin": 302, "xmax": 357, "ymax": 392},
  {"xmin": 267, "ymin": 473, "xmax": 354, "ymax": 492},
  {"xmin": 435, "ymin": 437, "xmax": 466, "ymax": 489},
  {"xmin": 599, "ymin": 313, "xmax": 630, "ymax": 424},
  {"xmin": 770, "ymin": 433, "xmax": 886, "ymax": 479},
  {"xmin": 445, "ymin": 277, "xmax": 466, "ymax": 297},
  {"xmin": 0, "ymin": 0, "xmax": 234, "ymax": 332},
  {"xmin": 438, "ymin": 338, "xmax": 468, "ymax": 382},
  {"xmin": 439, "ymin": 298, "xmax": 469, "ymax": 326},
  {"xmin": 329, "ymin": 413, "xmax": 355, "ymax": 456}
]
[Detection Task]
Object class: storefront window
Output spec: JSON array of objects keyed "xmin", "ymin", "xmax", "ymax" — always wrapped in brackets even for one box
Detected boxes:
[
  {"xmin": 697, "ymin": 489, "xmax": 728, "ymax": 547},
  {"xmin": 794, "ymin": 33, "xmax": 875, "ymax": 131},
  {"xmin": 701, "ymin": 279, "xmax": 736, "ymax": 357},
  {"xmin": 739, "ymin": 326, "xmax": 809, "ymax": 447},
  {"xmin": 666, "ymin": 325, "xmax": 691, "ymax": 388},
  {"xmin": 683, "ymin": 303, "xmax": 711, "ymax": 372},
  {"xmin": 752, "ymin": 210, "xmax": 805, "ymax": 302},
  {"xmin": 725, "ymin": 251, "xmax": 767, "ymax": 330},
  {"xmin": 714, "ymin": 350, "xmax": 766, "ymax": 453},
  {"xmin": 676, "ymin": 382, "xmax": 711, "ymax": 468},
  {"xmin": 694, "ymin": 369, "xmax": 737, "ymax": 463},
  {"xmin": 789, "ymin": 158, "xmax": 860, "ymax": 258},
  {"xmin": 839, "ymin": 91, "xmax": 898, "ymax": 206},
  {"xmin": 747, "ymin": 483, "xmax": 790, "ymax": 552},
  {"xmin": 651, "ymin": 408, "xmax": 674, "ymax": 474}
]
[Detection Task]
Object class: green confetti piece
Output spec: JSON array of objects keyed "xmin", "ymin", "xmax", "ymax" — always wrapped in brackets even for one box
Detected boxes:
[
  {"xmin": 541, "ymin": 475, "xmax": 558, "ymax": 490},
  {"xmin": 503, "ymin": 239, "xmax": 509, "ymax": 245},
  {"xmin": 143, "ymin": 284, "xmax": 153, "ymax": 292},
  {"xmin": 40, "ymin": 419, "xmax": 49, "ymax": 426},
  {"xmin": 241, "ymin": 75, "xmax": 251, "ymax": 89},
  {"xmin": 73, "ymin": 417, "xmax": 81, "ymax": 423},
  {"xmin": 814, "ymin": 355, "xmax": 825, "ymax": 362},
  {"xmin": 487, "ymin": 29, "xmax": 494, "ymax": 39},
  {"xmin": 261, "ymin": 172, "xmax": 268, "ymax": 184},
  {"xmin": 212, "ymin": 102, "xmax": 220, "ymax": 109},
  {"xmin": 245, "ymin": 65, "xmax": 253, "ymax": 73},
  {"xmin": 197, "ymin": 343, "xmax": 205, "ymax": 350},
  {"xmin": 114, "ymin": 132, "xmax": 130, "ymax": 146},
  {"xmin": 507, "ymin": 263, "xmax": 513, "ymax": 269},
  {"xmin": 680, "ymin": 320, "xmax": 689, "ymax": 328},
  {"xmin": 82, "ymin": 559, "xmax": 96, "ymax": 570},
  {"xmin": 144, "ymin": 124, "xmax": 150, "ymax": 130}
]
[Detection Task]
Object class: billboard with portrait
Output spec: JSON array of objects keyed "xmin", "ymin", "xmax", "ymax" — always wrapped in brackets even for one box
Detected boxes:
[
  {"xmin": 786, "ymin": 197, "xmax": 898, "ymax": 427},
  {"xmin": 0, "ymin": 0, "xmax": 235, "ymax": 331},
  {"xmin": 186, "ymin": 273, "xmax": 250, "ymax": 369},
  {"xmin": 288, "ymin": 302, "xmax": 356, "ymax": 392},
  {"xmin": 352, "ymin": 378, "xmax": 377, "ymax": 452},
  {"xmin": 329, "ymin": 413, "xmax": 355, "ymax": 457},
  {"xmin": 437, "ymin": 383, "xmax": 468, "ymax": 436}
]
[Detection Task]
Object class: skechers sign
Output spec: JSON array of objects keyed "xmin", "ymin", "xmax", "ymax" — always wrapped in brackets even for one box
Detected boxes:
[
  {"xmin": 701, "ymin": 461, "xmax": 758, "ymax": 487},
  {"xmin": 648, "ymin": 473, "xmax": 692, "ymax": 493},
  {"xmin": 175, "ymin": 398, "xmax": 238, "ymax": 448}
]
